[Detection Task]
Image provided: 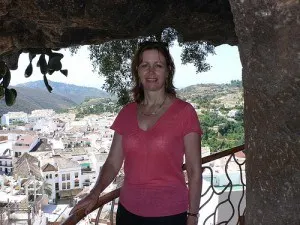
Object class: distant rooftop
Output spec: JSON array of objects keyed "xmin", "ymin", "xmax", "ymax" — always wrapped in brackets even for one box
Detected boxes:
[{"xmin": 41, "ymin": 155, "xmax": 80, "ymax": 170}]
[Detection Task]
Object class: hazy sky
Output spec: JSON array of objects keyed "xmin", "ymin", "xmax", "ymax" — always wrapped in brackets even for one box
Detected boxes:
[{"xmin": 10, "ymin": 43, "xmax": 242, "ymax": 90}]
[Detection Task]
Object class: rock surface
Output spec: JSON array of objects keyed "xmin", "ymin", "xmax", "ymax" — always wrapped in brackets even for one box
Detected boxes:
[
  {"xmin": 0, "ymin": 0, "xmax": 236, "ymax": 69},
  {"xmin": 229, "ymin": 0, "xmax": 300, "ymax": 224}
]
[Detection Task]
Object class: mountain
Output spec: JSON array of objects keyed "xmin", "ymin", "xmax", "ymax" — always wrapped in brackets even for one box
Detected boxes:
[
  {"xmin": 17, "ymin": 80, "xmax": 110, "ymax": 104},
  {"xmin": 0, "ymin": 86, "xmax": 76, "ymax": 115}
]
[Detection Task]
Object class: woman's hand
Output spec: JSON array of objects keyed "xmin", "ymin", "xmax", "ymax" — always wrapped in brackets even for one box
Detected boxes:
[
  {"xmin": 70, "ymin": 192, "xmax": 99, "ymax": 215},
  {"xmin": 187, "ymin": 215, "xmax": 198, "ymax": 225}
]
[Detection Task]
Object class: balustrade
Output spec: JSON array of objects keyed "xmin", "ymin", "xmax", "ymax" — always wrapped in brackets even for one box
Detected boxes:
[{"xmin": 63, "ymin": 145, "xmax": 246, "ymax": 225}]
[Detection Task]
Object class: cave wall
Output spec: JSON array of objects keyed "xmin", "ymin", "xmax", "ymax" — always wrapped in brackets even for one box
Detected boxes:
[
  {"xmin": 229, "ymin": 0, "xmax": 300, "ymax": 224},
  {"xmin": 0, "ymin": 0, "xmax": 236, "ymax": 69}
]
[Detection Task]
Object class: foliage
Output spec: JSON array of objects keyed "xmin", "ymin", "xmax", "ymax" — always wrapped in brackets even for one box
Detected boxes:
[
  {"xmin": 43, "ymin": 181, "xmax": 52, "ymax": 197},
  {"xmin": 0, "ymin": 61, "xmax": 17, "ymax": 106},
  {"xmin": 89, "ymin": 39, "xmax": 139, "ymax": 106},
  {"xmin": 1, "ymin": 49, "xmax": 69, "ymax": 106},
  {"xmin": 200, "ymin": 111, "xmax": 244, "ymax": 152},
  {"xmin": 228, "ymin": 79, "xmax": 242, "ymax": 88},
  {"xmin": 75, "ymin": 98, "xmax": 117, "ymax": 118},
  {"xmin": 10, "ymin": 120, "xmax": 26, "ymax": 126},
  {"xmin": 180, "ymin": 41, "xmax": 215, "ymax": 73}
]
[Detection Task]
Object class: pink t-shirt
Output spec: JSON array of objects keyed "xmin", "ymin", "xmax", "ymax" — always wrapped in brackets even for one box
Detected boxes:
[{"xmin": 111, "ymin": 98, "xmax": 202, "ymax": 217}]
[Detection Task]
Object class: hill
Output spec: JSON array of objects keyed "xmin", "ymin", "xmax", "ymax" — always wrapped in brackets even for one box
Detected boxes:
[
  {"xmin": 0, "ymin": 86, "xmax": 76, "ymax": 115},
  {"xmin": 17, "ymin": 80, "xmax": 110, "ymax": 104},
  {"xmin": 178, "ymin": 83, "xmax": 243, "ymax": 108}
]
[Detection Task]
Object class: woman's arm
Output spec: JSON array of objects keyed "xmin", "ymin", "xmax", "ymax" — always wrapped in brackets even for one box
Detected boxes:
[
  {"xmin": 184, "ymin": 132, "xmax": 202, "ymax": 224},
  {"xmin": 91, "ymin": 132, "xmax": 124, "ymax": 195},
  {"xmin": 70, "ymin": 132, "xmax": 124, "ymax": 214}
]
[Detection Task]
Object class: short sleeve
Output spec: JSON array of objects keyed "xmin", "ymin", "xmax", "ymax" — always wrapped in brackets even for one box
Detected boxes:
[
  {"xmin": 181, "ymin": 103, "xmax": 203, "ymax": 137},
  {"xmin": 110, "ymin": 103, "xmax": 133, "ymax": 135}
]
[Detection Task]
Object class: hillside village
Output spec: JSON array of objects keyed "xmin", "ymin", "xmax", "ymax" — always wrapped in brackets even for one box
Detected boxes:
[{"xmin": 0, "ymin": 82, "xmax": 245, "ymax": 224}]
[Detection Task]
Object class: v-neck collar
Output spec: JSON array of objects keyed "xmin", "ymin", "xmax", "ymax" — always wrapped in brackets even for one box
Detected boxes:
[{"xmin": 136, "ymin": 98, "xmax": 180, "ymax": 132}]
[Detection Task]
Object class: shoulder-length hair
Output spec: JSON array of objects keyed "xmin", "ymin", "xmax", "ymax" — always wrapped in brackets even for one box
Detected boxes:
[{"xmin": 131, "ymin": 41, "xmax": 176, "ymax": 103}]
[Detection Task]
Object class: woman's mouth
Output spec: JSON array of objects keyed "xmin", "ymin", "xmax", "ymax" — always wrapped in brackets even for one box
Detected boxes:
[{"xmin": 146, "ymin": 78, "xmax": 158, "ymax": 82}]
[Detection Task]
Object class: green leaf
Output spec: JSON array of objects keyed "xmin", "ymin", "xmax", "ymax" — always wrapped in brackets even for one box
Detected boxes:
[
  {"xmin": 48, "ymin": 69, "xmax": 55, "ymax": 75},
  {"xmin": 51, "ymin": 52, "xmax": 64, "ymax": 60},
  {"xmin": 39, "ymin": 54, "xmax": 48, "ymax": 74},
  {"xmin": 11, "ymin": 88, "xmax": 17, "ymax": 98},
  {"xmin": 0, "ymin": 86, "xmax": 4, "ymax": 99},
  {"xmin": 0, "ymin": 61, "xmax": 7, "ymax": 79},
  {"xmin": 48, "ymin": 56, "xmax": 62, "ymax": 71},
  {"xmin": 60, "ymin": 69, "xmax": 68, "ymax": 77},
  {"xmin": 5, "ymin": 88, "xmax": 17, "ymax": 106},
  {"xmin": 25, "ymin": 63, "xmax": 33, "ymax": 78},
  {"xmin": 29, "ymin": 53, "xmax": 36, "ymax": 62},
  {"xmin": 3, "ymin": 69, "xmax": 11, "ymax": 88},
  {"xmin": 43, "ymin": 75, "xmax": 52, "ymax": 93}
]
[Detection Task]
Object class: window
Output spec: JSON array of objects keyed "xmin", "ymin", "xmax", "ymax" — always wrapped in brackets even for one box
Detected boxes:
[
  {"xmin": 67, "ymin": 173, "xmax": 70, "ymax": 180},
  {"xmin": 46, "ymin": 175, "xmax": 48, "ymax": 179},
  {"xmin": 62, "ymin": 174, "xmax": 66, "ymax": 181},
  {"xmin": 62, "ymin": 183, "xmax": 66, "ymax": 190},
  {"xmin": 67, "ymin": 182, "xmax": 70, "ymax": 189},
  {"xmin": 75, "ymin": 172, "xmax": 78, "ymax": 178},
  {"xmin": 49, "ymin": 174, "xmax": 52, "ymax": 179},
  {"xmin": 74, "ymin": 181, "xmax": 79, "ymax": 187}
]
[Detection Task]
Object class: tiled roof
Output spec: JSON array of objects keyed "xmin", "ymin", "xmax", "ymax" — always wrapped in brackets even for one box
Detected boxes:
[
  {"xmin": 15, "ymin": 152, "xmax": 39, "ymax": 167},
  {"xmin": 15, "ymin": 135, "xmax": 38, "ymax": 145},
  {"xmin": 235, "ymin": 151, "xmax": 246, "ymax": 158},
  {"xmin": 41, "ymin": 163, "xmax": 58, "ymax": 172},
  {"xmin": 13, "ymin": 154, "xmax": 42, "ymax": 180}
]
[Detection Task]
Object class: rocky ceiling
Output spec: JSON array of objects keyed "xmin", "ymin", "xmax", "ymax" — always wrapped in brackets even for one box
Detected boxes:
[{"xmin": 0, "ymin": 0, "xmax": 237, "ymax": 70}]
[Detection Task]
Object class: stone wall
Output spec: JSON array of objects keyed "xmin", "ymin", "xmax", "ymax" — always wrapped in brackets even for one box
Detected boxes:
[{"xmin": 229, "ymin": 0, "xmax": 300, "ymax": 224}]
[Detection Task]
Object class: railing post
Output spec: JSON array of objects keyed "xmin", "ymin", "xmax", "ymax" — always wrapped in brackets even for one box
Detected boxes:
[
  {"xmin": 110, "ymin": 199, "xmax": 115, "ymax": 225},
  {"xmin": 28, "ymin": 207, "xmax": 31, "ymax": 225}
]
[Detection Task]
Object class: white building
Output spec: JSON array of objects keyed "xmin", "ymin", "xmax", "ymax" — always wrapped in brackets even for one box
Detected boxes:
[
  {"xmin": 12, "ymin": 135, "xmax": 40, "ymax": 157},
  {"xmin": 28, "ymin": 109, "xmax": 55, "ymax": 123},
  {"xmin": 33, "ymin": 119, "xmax": 57, "ymax": 134},
  {"xmin": 55, "ymin": 113, "xmax": 76, "ymax": 123},
  {"xmin": 201, "ymin": 147, "xmax": 211, "ymax": 157},
  {"xmin": 0, "ymin": 149, "xmax": 13, "ymax": 175},
  {"xmin": 1, "ymin": 112, "xmax": 28, "ymax": 126},
  {"xmin": 31, "ymin": 109, "xmax": 55, "ymax": 116},
  {"xmin": 227, "ymin": 109, "xmax": 241, "ymax": 118},
  {"xmin": 41, "ymin": 155, "xmax": 83, "ymax": 203}
]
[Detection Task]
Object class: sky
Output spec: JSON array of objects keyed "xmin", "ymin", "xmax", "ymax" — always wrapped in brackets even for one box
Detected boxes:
[{"xmin": 10, "ymin": 43, "xmax": 242, "ymax": 90}]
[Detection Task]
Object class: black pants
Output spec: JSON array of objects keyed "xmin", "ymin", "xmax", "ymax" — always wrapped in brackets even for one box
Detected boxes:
[{"xmin": 116, "ymin": 203, "xmax": 187, "ymax": 225}]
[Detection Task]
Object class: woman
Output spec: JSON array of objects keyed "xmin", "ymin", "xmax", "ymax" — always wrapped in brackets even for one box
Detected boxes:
[{"xmin": 70, "ymin": 41, "xmax": 202, "ymax": 225}]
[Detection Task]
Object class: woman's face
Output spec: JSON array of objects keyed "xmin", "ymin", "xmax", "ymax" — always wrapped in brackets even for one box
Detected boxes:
[{"xmin": 137, "ymin": 49, "xmax": 169, "ymax": 92}]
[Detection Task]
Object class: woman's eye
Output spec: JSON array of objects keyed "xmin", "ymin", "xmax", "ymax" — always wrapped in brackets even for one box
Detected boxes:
[
  {"xmin": 155, "ymin": 64, "xmax": 164, "ymax": 69},
  {"xmin": 140, "ymin": 64, "xmax": 148, "ymax": 68}
]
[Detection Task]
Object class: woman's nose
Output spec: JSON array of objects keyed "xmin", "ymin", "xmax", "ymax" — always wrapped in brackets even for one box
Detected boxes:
[{"xmin": 148, "ymin": 65, "xmax": 156, "ymax": 72}]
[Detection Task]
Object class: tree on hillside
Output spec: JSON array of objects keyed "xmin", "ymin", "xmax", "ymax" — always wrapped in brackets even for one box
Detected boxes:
[{"xmin": 70, "ymin": 28, "xmax": 215, "ymax": 105}]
